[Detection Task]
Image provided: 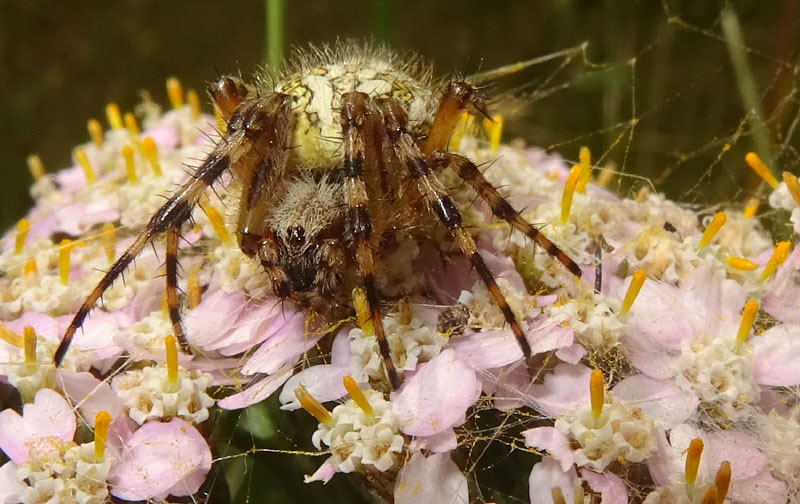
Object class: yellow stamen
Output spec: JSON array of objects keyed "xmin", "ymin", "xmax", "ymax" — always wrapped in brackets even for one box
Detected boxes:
[
  {"xmin": 187, "ymin": 89, "xmax": 201, "ymax": 121},
  {"xmin": 87, "ymin": 119, "xmax": 104, "ymax": 147},
  {"xmin": 735, "ymin": 299, "xmax": 758, "ymax": 352},
  {"xmin": 198, "ymin": 199, "xmax": 231, "ymax": 245},
  {"xmin": 188, "ymin": 268, "xmax": 201, "ymax": 309},
  {"xmin": 745, "ymin": 152, "xmax": 778, "ymax": 188},
  {"xmin": 620, "ymin": 269, "xmax": 646, "ymax": 315},
  {"xmin": 123, "ymin": 112, "xmax": 140, "ymax": 137},
  {"xmin": 58, "ymin": 239, "xmax": 74, "ymax": 284},
  {"xmin": 0, "ymin": 326, "xmax": 24, "ymax": 348},
  {"xmin": 449, "ymin": 111, "xmax": 474, "ymax": 151},
  {"xmin": 714, "ymin": 461, "xmax": 731, "ymax": 504},
  {"xmin": 75, "ymin": 149, "xmax": 95, "ymax": 185},
  {"xmin": 105, "ymin": 103, "xmax": 123, "ymax": 130},
  {"xmin": 101, "ymin": 223, "xmax": 116, "ymax": 263},
  {"xmin": 572, "ymin": 486, "xmax": 584, "ymax": 504},
  {"xmin": 295, "ymin": 384, "xmax": 333, "ymax": 426},
  {"xmin": 576, "ymin": 146, "xmax": 592, "ymax": 193},
  {"xmin": 743, "ymin": 197, "xmax": 759, "ymax": 218},
  {"xmin": 698, "ymin": 212, "xmax": 726, "ymax": 249},
  {"xmin": 590, "ymin": 368, "xmax": 604, "ymax": 420},
  {"xmin": 560, "ymin": 166, "xmax": 582, "ymax": 224},
  {"xmin": 121, "ymin": 145, "xmax": 138, "ymax": 185},
  {"xmin": 397, "ymin": 298, "xmax": 412, "ymax": 326},
  {"xmin": 214, "ymin": 106, "xmax": 226, "ymax": 133},
  {"xmin": 165, "ymin": 335, "xmax": 179, "ymax": 389},
  {"xmin": 782, "ymin": 172, "xmax": 800, "ymax": 208},
  {"xmin": 685, "ymin": 437, "xmax": 704, "ymax": 488},
  {"xmin": 23, "ymin": 258, "xmax": 37, "ymax": 278},
  {"xmin": 726, "ymin": 256, "xmax": 758, "ymax": 271},
  {"xmin": 23, "ymin": 326, "xmax": 37, "ymax": 364},
  {"xmin": 550, "ymin": 488, "xmax": 566, "ymax": 504},
  {"xmin": 141, "ymin": 137, "xmax": 163, "ymax": 177},
  {"xmin": 167, "ymin": 77, "xmax": 184, "ymax": 110},
  {"xmin": 760, "ymin": 241, "xmax": 791, "ymax": 281},
  {"xmin": 93, "ymin": 411, "xmax": 112, "ymax": 460},
  {"xmin": 481, "ymin": 114, "xmax": 504, "ymax": 153},
  {"xmin": 700, "ymin": 486, "xmax": 717, "ymax": 504},
  {"xmin": 352, "ymin": 287, "xmax": 373, "ymax": 336},
  {"xmin": 343, "ymin": 376, "xmax": 373, "ymax": 416},
  {"xmin": 27, "ymin": 155, "xmax": 45, "ymax": 181},
  {"xmin": 14, "ymin": 218, "xmax": 29, "ymax": 255},
  {"xmin": 596, "ymin": 164, "xmax": 615, "ymax": 187}
]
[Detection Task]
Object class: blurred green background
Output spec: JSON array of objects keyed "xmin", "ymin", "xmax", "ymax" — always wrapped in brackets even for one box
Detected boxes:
[{"xmin": 0, "ymin": 1, "xmax": 798, "ymax": 501}]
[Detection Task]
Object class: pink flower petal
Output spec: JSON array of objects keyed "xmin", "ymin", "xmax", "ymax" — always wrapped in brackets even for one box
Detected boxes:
[
  {"xmin": 392, "ymin": 349, "xmax": 480, "ymax": 436},
  {"xmin": 527, "ymin": 363, "xmax": 592, "ymax": 417},
  {"xmin": 581, "ymin": 469, "xmax": 628, "ymax": 504},
  {"xmin": 304, "ymin": 460, "xmax": 337, "ymax": 484},
  {"xmin": 0, "ymin": 389, "xmax": 76, "ymax": 463},
  {"xmin": 522, "ymin": 427, "xmax": 574, "ymax": 471},
  {"xmin": 752, "ymin": 324, "xmax": 800, "ymax": 386},
  {"xmin": 218, "ymin": 365, "xmax": 294, "ymax": 410},
  {"xmin": 417, "ymin": 428, "xmax": 458, "ymax": 454},
  {"xmin": 529, "ymin": 458, "xmax": 579, "ymax": 504},
  {"xmin": 184, "ymin": 290, "xmax": 247, "ymax": 349},
  {"xmin": 394, "ymin": 452, "xmax": 468, "ymax": 504},
  {"xmin": 279, "ymin": 364, "xmax": 349, "ymax": 410},
  {"xmin": 241, "ymin": 311, "xmax": 317, "ymax": 375},
  {"xmin": 612, "ymin": 374, "xmax": 698, "ymax": 428},
  {"xmin": 57, "ymin": 370, "xmax": 124, "ymax": 424}
]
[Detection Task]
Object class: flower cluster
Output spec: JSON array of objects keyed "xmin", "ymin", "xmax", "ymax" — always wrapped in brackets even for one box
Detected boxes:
[{"xmin": 1, "ymin": 77, "xmax": 799, "ymax": 504}]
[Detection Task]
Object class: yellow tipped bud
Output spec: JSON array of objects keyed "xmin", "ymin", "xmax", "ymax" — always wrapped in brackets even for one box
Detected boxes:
[
  {"xmin": 576, "ymin": 147, "xmax": 592, "ymax": 193},
  {"xmin": 94, "ymin": 411, "xmax": 112, "ymax": 460},
  {"xmin": 141, "ymin": 137, "xmax": 163, "ymax": 176},
  {"xmin": 187, "ymin": 89, "xmax": 201, "ymax": 121},
  {"xmin": 23, "ymin": 326, "xmax": 37, "ymax": 364},
  {"xmin": 87, "ymin": 119, "xmax": 104, "ymax": 147},
  {"xmin": 167, "ymin": 77, "xmax": 184, "ymax": 109},
  {"xmin": 684, "ymin": 438, "xmax": 704, "ymax": 487},
  {"xmin": 123, "ymin": 112, "xmax": 140, "ymax": 137},
  {"xmin": 743, "ymin": 197, "xmax": 759, "ymax": 218},
  {"xmin": 0, "ymin": 325, "xmax": 24, "ymax": 348},
  {"xmin": 698, "ymin": 212, "xmax": 727, "ymax": 249},
  {"xmin": 352, "ymin": 287, "xmax": 373, "ymax": 336},
  {"xmin": 165, "ymin": 335, "xmax": 179, "ymax": 388},
  {"xmin": 782, "ymin": 172, "xmax": 800, "ymax": 208},
  {"xmin": 58, "ymin": 239, "xmax": 74, "ymax": 284},
  {"xmin": 101, "ymin": 223, "xmax": 116, "ymax": 263},
  {"xmin": 343, "ymin": 376, "xmax": 373, "ymax": 416},
  {"xmin": 745, "ymin": 152, "xmax": 778, "ymax": 188},
  {"xmin": 75, "ymin": 149, "xmax": 95, "ymax": 185},
  {"xmin": 735, "ymin": 300, "xmax": 758, "ymax": 352},
  {"xmin": 726, "ymin": 256, "xmax": 758, "ymax": 271},
  {"xmin": 760, "ymin": 241, "xmax": 791, "ymax": 281},
  {"xmin": 700, "ymin": 486, "xmax": 717, "ymax": 504},
  {"xmin": 23, "ymin": 258, "xmax": 37, "ymax": 278},
  {"xmin": 590, "ymin": 369, "xmax": 604, "ymax": 420},
  {"xmin": 449, "ymin": 111, "xmax": 474, "ymax": 151},
  {"xmin": 198, "ymin": 199, "xmax": 231, "ymax": 245},
  {"xmin": 714, "ymin": 461, "xmax": 731, "ymax": 504},
  {"xmin": 105, "ymin": 103, "xmax": 123, "ymax": 130},
  {"xmin": 188, "ymin": 268, "xmax": 201, "ymax": 309},
  {"xmin": 295, "ymin": 384, "xmax": 333, "ymax": 426},
  {"xmin": 560, "ymin": 166, "xmax": 582, "ymax": 224},
  {"xmin": 550, "ymin": 488, "xmax": 566, "ymax": 504},
  {"xmin": 27, "ymin": 154, "xmax": 45, "ymax": 181},
  {"xmin": 620, "ymin": 269, "xmax": 647, "ymax": 315},
  {"xmin": 481, "ymin": 114, "xmax": 504, "ymax": 153},
  {"xmin": 121, "ymin": 145, "xmax": 138, "ymax": 185},
  {"xmin": 14, "ymin": 218, "xmax": 29, "ymax": 255}
]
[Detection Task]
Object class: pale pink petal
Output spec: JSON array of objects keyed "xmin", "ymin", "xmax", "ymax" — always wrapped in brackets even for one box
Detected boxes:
[
  {"xmin": 527, "ymin": 363, "xmax": 592, "ymax": 416},
  {"xmin": 395, "ymin": 452, "xmax": 468, "ymax": 504},
  {"xmin": 241, "ymin": 311, "xmax": 318, "ymax": 375},
  {"xmin": 184, "ymin": 290, "xmax": 247, "ymax": 349},
  {"xmin": 279, "ymin": 364, "xmax": 349, "ymax": 411},
  {"xmin": 3, "ymin": 311, "xmax": 60, "ymax": 341},
  {"xmin": 0, "ymin": 410, "xmax": 26, "ymax": 462},
  {"xmin": 612, "ymin": 374, "xmax": 698, "ymax": 428},
  {"xmin": 752, "ymin": 324, "xmax": 800, "ymax": 386},
  {"xmin": 420, "ymin": 428, "xmax": 458, "ymax": 454},
  {"xmin": 529, "ymin": 458, "xmax": 579, "ymax": 504},
  {"xmin": 141, "ymin": 122, "xmax": 179, "ymax": 149},
  {"xmin": 392, "ymin": 349, "xmax": 480, "ymax": 436},
  {"xmin": 479, "ymin": 363, "xmax": 530, "ymax": 410},
  {"xmin": 304, "ymin": 460, "xmax": 337, "ymax": 484},
  {"xmin": 0, "ymin": 389, "xmax": 75, "ymax": 463},
  {"xmin": 581, "ymin": 470, "xmax": 628, "ymax": 504},
  {"xmin": 623, "ymin": 332, "xmax": 676, "ymax": 380},
  {"xmin": 109, "ymin": 418, "xmax": 211, "ymax": 500},
  {"xmin": 522, "ymin": 427, "xmax": 574, "ymax": 471},
  {"xmin": 218, "ymin": 365, "xmax": 294, "ymax": 410},
  {"xmin": 555, "ymin": 343, "xmax": 586, "ymax": 364},
  {"xmin": 57, "ymin": 370, "xmax": 124, "ymax": 425}
]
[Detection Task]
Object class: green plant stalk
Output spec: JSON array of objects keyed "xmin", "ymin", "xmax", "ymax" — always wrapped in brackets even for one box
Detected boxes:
[{"xmin": 266, "ymin": 0, "xmax": 284, "ymax": 69}]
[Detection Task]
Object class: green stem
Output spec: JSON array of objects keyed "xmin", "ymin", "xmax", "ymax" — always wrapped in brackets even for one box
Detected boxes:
[{"xmin": 266, "ymin": 0, "xmax": 284, "ymax": 69}]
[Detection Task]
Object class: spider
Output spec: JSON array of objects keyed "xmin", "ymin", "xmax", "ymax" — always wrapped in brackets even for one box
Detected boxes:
[{"xmin": 53, "ymin": 43, "xmax": 582, "ymax": 390}]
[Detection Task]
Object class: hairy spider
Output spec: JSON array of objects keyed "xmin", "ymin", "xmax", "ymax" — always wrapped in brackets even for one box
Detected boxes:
[{"xmin": 54, "ymin": 43, "xmax": 582, "ymax": 390}]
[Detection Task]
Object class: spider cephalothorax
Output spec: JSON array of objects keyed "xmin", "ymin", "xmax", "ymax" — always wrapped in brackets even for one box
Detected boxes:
[{"xmin": 54, "ymin": 43, "xmax": 582, "ymax": 390}]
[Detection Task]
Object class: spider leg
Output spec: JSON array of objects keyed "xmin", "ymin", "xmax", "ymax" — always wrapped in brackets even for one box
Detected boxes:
[
  {"xmin": 341, "ymin": 91, "xmax": 400, "ymax": 390},
  {"xmin": 423, "ymin": 81, "xmax": 488, "ymax": 155},
  {"xmin": 428, "ymin": 151, "xmax": 582, "ymax": 277}
]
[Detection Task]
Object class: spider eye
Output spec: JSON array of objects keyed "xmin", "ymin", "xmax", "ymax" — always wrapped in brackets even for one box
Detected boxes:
[{"xmin": 287, "ymin": 226, "xmax": 306, "ymax": 247}]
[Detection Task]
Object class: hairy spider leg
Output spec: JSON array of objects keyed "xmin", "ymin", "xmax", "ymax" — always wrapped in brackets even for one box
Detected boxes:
[
  {"xmin": 340, "ymin": 91, "xmax": 400, "ymax": 390},
  {"xmin": 423, "ymin": 81, "xmax": 489, "ymax": 155},
  {"xmin": 428, "ymin": 151, "xmax": 583, "ymax": 278}
]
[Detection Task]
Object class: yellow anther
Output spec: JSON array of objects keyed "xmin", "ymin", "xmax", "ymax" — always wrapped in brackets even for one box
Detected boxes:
[
  {"xmin": 684, "ymin": 437, "xmax": 704, "ymax": 488},
  {"xmin": 58, "ymin": 239, "xmax": 74, "ymax": 284},
  {"xmin": 397, "ymin": 298, "xmax": 412, "ymax": 326},
  {"xmin": 23, "ymin": 258, "xmax": 37, "ymax": 278},
  {"xmin": 14, "ymin": 218, "xmax": 29, "ymax": 255},
  {"xmin": 743, "ymin": 197, "xmax": 759, "ymax": 218},
  {"xmin": 214, "ymin": 106, "xmax": 226, "ymax": 133},
  {"xmin": 27, "ymin": 155, "xmax": 45, "ymax": 181},
  {"xmin": 572, "ymin": 486, "xmax": 584, "ymax": 504},
  {"xmin": 187, "ymin": 89, "xmax": 201, "ymax": 121},
  {"xmin": 352, "ymin": 287, "xmax": 373, "ymax": 336},
  {"xmin": 0, "ymin": 326, "xmax": 24, "ymax": 348},
  {"xmin": 343, "ymin": 376, "xmax": 373, "ymax": 416},
  {"xmin": 596, "ymin": 164, "xmax": 615, "ymax": 188},
  {"xmin": 87, "ymin": 119, "xmax": 104, "ymax": 148},
  {"xmin": 698, "ymin": 212, "xmax": 727, "ymax": 249},
  {"xmin": 576, "ymin": 146, "xmax": 592, "ymax": 193},
  {"xmin": 735, "ymin": 299, "xmax": 758, "ymax": 353},
  {"xmin": 121, "ymin": 145, "xmax": 138, "ymax": 185},
  {"xmin": 620, "ymin": 269, "xmax": 646, "ymax": 315},
  {"xmin": 782, "ymin": 172, "xmax": 800, "ymax": 208},
  {"xmin": 714, "ymin": 461, "xmax": 731, "ymax": 504},
  {"xmin": 101, "ymin": 223, "xmax": 116, "ymax": 263},
  {"xmin": 481, "ymin": 114, "xmax": 504, "ymax": 153},
  {"xmin": 295, "ymin": 384, "xmax": 333, "ymax": 426},
  {"xmin": 167, "ymin": 77, "xmax": 184, "ymax": 110},
  {"xmin": 93, "ymin": 411, "xmax": 112, "ymax": 460},
  {"xmin": 23, "ymin": 326, "xmax": 37, "ymax": 364},
  {"xmin": 760, "ymin": 241, "xmax": 791, "ymax": 281},
  {"xmin": 449, "ymin": 111, "xmax": 474, "ymax": 151},
  {"xmin": 75, "ymin": 149, "xmax": 95, "ymax": 185},
  {"xmin": 123, "ymin": 112, "xmax": 140, "ymax": 137},
  {"xmin": 550, "ymin": 488, "xmax": 566, "ymax": 504},
  {"xmin": 700, "ymin": 486, "xmax": 717, "ymax": 504},
  {"xmin": 726, "ymin": 256, "xmax": 758, "ymax": 271},
  {"xmin": 165, "ymin": 335, "xmax": 179, "ymax": 389},
  {"xmin": 198, "ymin": 199, "xmax": 231, "ymax": 245},
  {"xmin": 560, "ymin": 166, "xmax": 582, "ymax": 224},
  {"xmin": 188, "ymin": 268, "xmax": 201, "ymax": 309},
  {"xmin": 590, "ymin": 368, "xmax": 604, "ymax": 420},
  {"xmin": 141, "ymin": 137, "xmax": 163, "ymax": 177},
  {"xmin": 105, "ymin": 103, "xmax": 123, "ymax": 130},
  {"xmin": 745, "ymin": 152, "xmax": 778, "ymax": 188}
]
